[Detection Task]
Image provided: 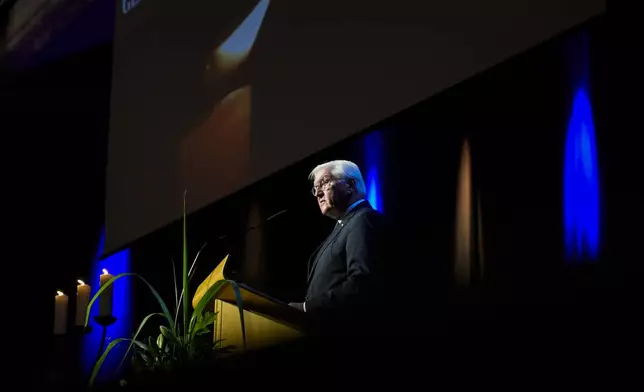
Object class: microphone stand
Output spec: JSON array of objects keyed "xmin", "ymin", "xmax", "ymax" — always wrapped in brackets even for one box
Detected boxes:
[
  {"xmin": 93, "ymin": 315, "xmax": 118, "ymax": 366},
  {"xmin": 216, "ymin": 209, "xmax": 288, "ymax": 241}
]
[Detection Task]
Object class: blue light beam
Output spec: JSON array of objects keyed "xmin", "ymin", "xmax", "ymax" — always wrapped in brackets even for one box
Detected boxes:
[
  {"xmin": 564, "ymin": 88, "xmax": 600, "ymax": 262},
  {"xmin": 82, "ymin": 228, "xmax": 133, "ymax": 379},
  {"xmin": 364, "ymin": 131, "xmax": 384, "ymax": 212}
]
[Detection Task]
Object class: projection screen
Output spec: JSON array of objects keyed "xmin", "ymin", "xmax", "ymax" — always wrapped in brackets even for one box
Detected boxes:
[{"xmin": 104, "ymin": 0, "xmax": 605, "ymax": 255}]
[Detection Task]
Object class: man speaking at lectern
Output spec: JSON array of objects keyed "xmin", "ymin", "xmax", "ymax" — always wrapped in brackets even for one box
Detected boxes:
[{"xmin": 289, "ymin": 160, "xmax": 386, "ymax": 333}]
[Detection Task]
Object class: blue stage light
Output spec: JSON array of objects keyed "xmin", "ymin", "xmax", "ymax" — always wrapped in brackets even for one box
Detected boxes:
[
  {"xmin": 364, "ymin": 131, "xmax": 384, "ymax": 212},
  {"xmin": 82, "ymin": 228, "xmax": 132, "ymax": 378},
  {"xmin": 564, "ymin": 88, "xmax": 600, "ymax": 262}
]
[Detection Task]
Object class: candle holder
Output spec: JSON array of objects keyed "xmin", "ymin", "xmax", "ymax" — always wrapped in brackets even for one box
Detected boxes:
[
  {"xmin": 48, "ymin": 325, "xmax": 93, "ymax": 388},
  {"xmin": 94, "ymin": 315, "xmax": 118, "ymax": 327},
  {"xmin": 72, "ymin": 325, "xmax": 93, "ymax": 335},
  {"xmin": 93, "ymin": 315, "xmax": 118, "ymax": 365}
]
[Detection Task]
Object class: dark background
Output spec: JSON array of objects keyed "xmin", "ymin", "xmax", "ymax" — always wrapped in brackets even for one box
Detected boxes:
[
  {"xmin": 2, "ymin": 1, "xmax": 642, "ymax": 387},
  {"xmin": 126, "ymin": 13, "xmax": 642, "ymax": 346}
]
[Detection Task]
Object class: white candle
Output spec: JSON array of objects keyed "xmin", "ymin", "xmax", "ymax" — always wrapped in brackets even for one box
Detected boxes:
[
  {"xmin": 99, "ymin": 269, "xmax": 114, "ymax": 317},
  {"xmin": 75, "ymin": 280, "xmax": 91, "ymax": 326},
  {"xmin": 53, "ymin": 291, "xmax": 68, "ymax": 335}
]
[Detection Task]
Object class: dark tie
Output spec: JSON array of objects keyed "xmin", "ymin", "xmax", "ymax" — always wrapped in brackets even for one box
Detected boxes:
[{"xmin": 309, "ymin": 223, "xmax": 341, "ymax": 278}]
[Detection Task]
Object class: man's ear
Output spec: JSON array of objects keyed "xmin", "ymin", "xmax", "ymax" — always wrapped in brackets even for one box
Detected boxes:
[{"xmin": 347, "ymin": 179, "xmax": 355, "ymax": 193}]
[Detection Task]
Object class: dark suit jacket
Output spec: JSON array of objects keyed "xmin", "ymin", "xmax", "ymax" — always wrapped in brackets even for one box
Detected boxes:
[{"xmin": 305, "ymin": 201, "xmax": 386, "ymax": 324}]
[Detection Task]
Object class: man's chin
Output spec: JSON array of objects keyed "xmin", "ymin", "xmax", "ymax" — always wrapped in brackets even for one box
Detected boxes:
[{"xmin": 322, "ymin": 209, "xmax": 341, "ymax": 220}]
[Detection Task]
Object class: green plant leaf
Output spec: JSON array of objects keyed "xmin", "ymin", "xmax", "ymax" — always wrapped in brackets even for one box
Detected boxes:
[
  {"xmin": 228, "ymin": 280, "xmax": 247, "ymax": 350},
  {"xmin": 132, "ymin": 339, "xmax": 151, "ymax": 353},
  {"xmin": 138, "ymin": 350, "xmax": 152, "ymax": 366},
  {"xmin": 202, "ymin": 311, "xmax": 217, "ymax": 328},
  {"xmin": 157, "ymin": 333, "xmax": 164, "ymax": 349},
  {"xmin": 182, "ymin": 190, "xmax": 189, "ymax": 340},
  {"xmin": 88, "ymin": 338, "xmax": 131, "ymax": 387},
  {"xmin": 191, "ymin": 312, "xmax": 199, "ymax": 329},
  {"xmin": 175, "ymin": 242, "xmax": 207, "ymax": 331},
  {"xmin": 188, "ymin": 243, "xmax": 207, "ymax": 279},
  {"xmin": 189, "ymin": 281, "xmax": 225, "ymax": 343},
  {"xmin": 191, "ymin": 280, "xmax": 225, "ymax": 322},
  {"xmin": 85, "ymin": 273, "xmax": 175, "ymax": 335},
  {"xmin": 160, "ymin": 325, "xmax": 179, "ymax": 345},
  {"xmin": 189, "ymin": 279, "xmax": 246, "ymax": 349},
  {"xmin": 171, "ymin": 257, "xmax": 179, "ymax": 315},
  {"xmin": 116, "ymin": 312, "xmax": 166, "ymax": 374},
  {"xmin": 145, "ymin": 336, "xmax": 160, "ymax": 360},
  {"xmin": 191, "ymin": 311, "xmax": 217, "ymax": 336},
  {"xmin": 188, "ymin": 309, "xmax": 208, "ymax": 334}
]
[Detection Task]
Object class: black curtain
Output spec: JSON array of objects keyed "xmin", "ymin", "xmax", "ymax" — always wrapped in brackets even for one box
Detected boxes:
[{"xmin": 1, "ymin": 42, "xmax": 112, "ymax": 387}]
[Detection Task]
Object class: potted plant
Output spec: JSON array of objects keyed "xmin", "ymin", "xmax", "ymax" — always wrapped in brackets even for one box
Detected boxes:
[{"xmin": 84, "ymin": 192, "xmax": 245, "ymax": 388}]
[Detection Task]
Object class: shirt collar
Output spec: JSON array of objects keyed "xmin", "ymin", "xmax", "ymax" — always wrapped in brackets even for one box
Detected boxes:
[{"xmin": 337, "ymin": 199, "xmax": 365, "ymax": 225}]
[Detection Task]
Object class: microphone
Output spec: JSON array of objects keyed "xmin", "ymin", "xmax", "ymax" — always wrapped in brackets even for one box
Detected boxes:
[
  {"xmin": 215, "ymin": 208, "xmax": 290, "ymax": 280},
  {"xmin": 248, "ymin": 208, "xmax": 288, "ymax": 231},
  {"xmin": 216, "ymin": 208, "xmax": 289, "ymax": 240},
  {"xmin": 178, "ymin": 209, "xmax": 289, "ymax": 292}
]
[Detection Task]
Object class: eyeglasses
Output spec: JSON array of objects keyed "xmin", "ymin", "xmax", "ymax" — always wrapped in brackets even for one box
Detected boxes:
[
  {"xmin": 311, "ymin": 177, "xmax": 352, "ymax": 196},
  {"xmin": 311, "ymin": 177, "xmax": 335, "ymax": 196}
]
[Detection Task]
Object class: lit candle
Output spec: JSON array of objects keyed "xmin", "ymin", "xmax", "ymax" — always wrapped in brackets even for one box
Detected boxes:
[
  {"xmin": 53, "ymin": 291, "xmax": 68, "ymax": 335},
  {"xmin": 75, "ymin": 279, "xmax": 91, "ymax": 326},
  {"xmin": 99, "ymin": 269, "xmax": 114, "ymax": 317}
]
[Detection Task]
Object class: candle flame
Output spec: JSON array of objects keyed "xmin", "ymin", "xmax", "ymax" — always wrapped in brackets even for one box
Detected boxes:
[
  {"xmin": 77, "ymin": 279, "xmax": 85, "ymax": 285},
  {"xmin": 56, "ymin": 291, "xmax": 64, "ymax": 296},
  {"xmin": 102, "ymin": 268, "xmax": 109, "ymax": 275}
]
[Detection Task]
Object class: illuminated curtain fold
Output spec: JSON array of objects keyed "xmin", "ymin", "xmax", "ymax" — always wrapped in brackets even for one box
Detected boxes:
[{"xmin": 454, "ymin": 139, "xmax": 485, "ymax": 287}]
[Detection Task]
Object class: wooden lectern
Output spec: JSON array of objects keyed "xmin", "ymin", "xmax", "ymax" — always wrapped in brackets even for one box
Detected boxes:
[{"xmin": 192, "ymin": 256, "xmax": 305, "ymax": 353}]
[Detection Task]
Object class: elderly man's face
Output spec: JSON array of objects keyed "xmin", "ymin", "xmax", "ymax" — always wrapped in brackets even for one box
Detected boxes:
[{"xmin": 312, "ymin": 169, "xmax": 352, "ymax": 218}]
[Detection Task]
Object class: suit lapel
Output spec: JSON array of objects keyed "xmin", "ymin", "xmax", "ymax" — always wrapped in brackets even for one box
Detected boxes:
[
  {"xmin": 306, "ymin": 238, "xmax": 327, "ymax": 276},
  {"xmin": 307, "ymin": 222, "xmax": 343, "ymax": 284},
  {"xmin": 306, "ymin": 201, "xmax": 373, "ymax": 285}
]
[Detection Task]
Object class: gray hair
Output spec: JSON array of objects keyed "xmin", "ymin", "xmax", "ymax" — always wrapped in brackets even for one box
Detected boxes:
[{"xmin": 309, "ymin": 160, "xmax": 366, "ymax": 197}]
